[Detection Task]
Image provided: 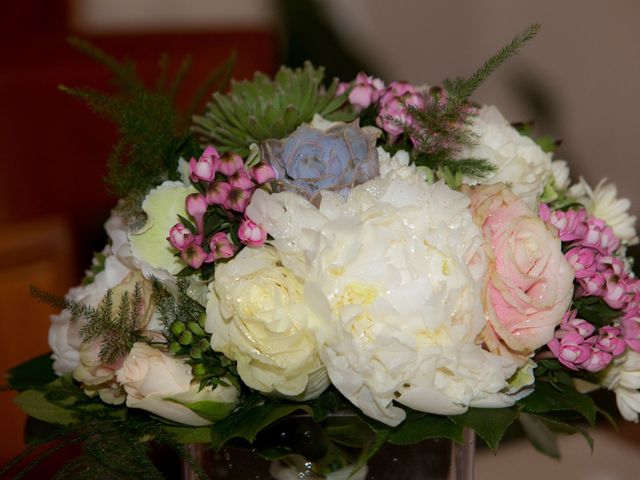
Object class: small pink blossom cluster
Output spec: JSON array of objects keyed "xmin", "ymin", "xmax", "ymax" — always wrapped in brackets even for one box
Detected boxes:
[
  {"xmin": 540, "ymin": 204, "xmax": 640, "ymax": 368},
  {"xmin": 338, "ymin": 73, "xmax": 425, "ymax": 141},
  {"xmin": 548, "ymin": 310, "xmax": 626, "ymax": 372},
  {"xmin": 167, "ymin": 146, "xmax": 274, "ymax": 269}
]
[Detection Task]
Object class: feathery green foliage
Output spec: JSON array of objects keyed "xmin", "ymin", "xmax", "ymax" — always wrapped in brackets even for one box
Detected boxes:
[
  {"xmin": 30, "ymin": 285, "xmax": 144, "ymax": 365},
  {"xmin": 405, "ymin": 24, "xmax": 541, "ymax": 184},
  {"xmin": 151, "ymin": 279, "xmax": 239, "ymax": 390},
  {"xmin": 192, "ymin": 62, "xmax": 355, "ymax": 155},
  {"xmin": 61, "ymin": 38, "xmax": 235, "ymax": 224}
]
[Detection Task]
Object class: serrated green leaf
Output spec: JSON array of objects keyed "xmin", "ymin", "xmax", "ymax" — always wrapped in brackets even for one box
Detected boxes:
[
  {"xmin": 389, "ymin": 412, "xmax": 464, "ymax": 445},
  {"xmin": 6, "ymin": 354, "xmax": 56, "ymax": 390},
  {"xmin": 164, "ymin": 425, "xmax": 212, "ymax": 444},
  {"xmin": 518, "ymin": 382, "xmax": 597, "ymax": 425},
  {"xmin": 519, "ymin": 412, "xmax": 560, "ymax": 458},
  {"xmin": 573, "ymin": 296, "xmax": 621, "ymax": 327},
  {"xmin": 449, "ymin": 407, "xmax": 518, "ymax": 451},
  {"xmin": 536, "ymin": 414, "xmax": 594, "ymax": 452},
  {"xmin": 14, "ymin": 390, "xmax": 77, "ymax": 425}
]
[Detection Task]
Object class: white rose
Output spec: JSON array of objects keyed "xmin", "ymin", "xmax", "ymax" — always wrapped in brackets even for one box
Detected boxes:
[
  {"xmin": 128, "ymin": 180, "xmax": 197, "ymax": 281},
  {"xmin": 206, "ymin": 246, "xmax": 329, "ymax": 400},
  {"xmin": 250, "ymin": 179, "xmax": 520, "ymax": 426},
  {"xmin": 569, "ymin": 177, "xmax": 638, "ymax": 245},
  {"xmin": 116, "ymin": 342, "xmax": 239, "ymax": 426},
  {"xmin": 461, "ymin": 105, "xmax": 552, "ymax": 208},
  {"xmin": 73, "ymin": 341, "xmax": 126, "ymax": 405}
]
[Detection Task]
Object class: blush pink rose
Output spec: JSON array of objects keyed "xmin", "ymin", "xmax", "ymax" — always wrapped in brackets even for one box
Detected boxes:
[{"xmin": 465, "ymin": 184, "xmax": 575, "ymax": 354}]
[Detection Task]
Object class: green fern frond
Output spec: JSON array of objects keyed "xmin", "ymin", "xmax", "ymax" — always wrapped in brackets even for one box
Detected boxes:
[
  {"xmin": 193, "ymin": 61, "xmax": 355, "ymax": 155},
  {"xmin": 443, "ymin": 23, "xmax": 541, "ymax": 104}
]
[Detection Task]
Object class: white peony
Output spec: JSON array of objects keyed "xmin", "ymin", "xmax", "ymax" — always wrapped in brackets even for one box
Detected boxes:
[
  {"xmin": 206, "ymin": 246, "xmax": 329, "ymax": 400},
  {"xmin": 377, "ymin": 147, "xmax": 426, "ymax": 183},
  {"xmin": 460, "ymin": 105, "xmax": 552, "ymax": 208},
  {"xmin": 128, "ymin": 180, "xmax": 197, "ymax": 281},
  {"xmin": 570, "ymin": 177, "xmax": 638, "ymax": 245},
  {"xmin": 248, "ymin": 178, "xmax": 520, "ymax": 426},
  {"xmin": 116, "ymin": 342, "xmax": 239, "ymax": 426},
  {"xmin": 603, "ymin": 350, "xmax": 640, "ymax": 422}
]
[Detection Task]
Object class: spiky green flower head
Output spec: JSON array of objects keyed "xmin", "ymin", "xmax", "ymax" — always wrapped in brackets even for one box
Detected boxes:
[{"xmin": 192, "ymin": 62, "xmax": 356, "ymax": 156}]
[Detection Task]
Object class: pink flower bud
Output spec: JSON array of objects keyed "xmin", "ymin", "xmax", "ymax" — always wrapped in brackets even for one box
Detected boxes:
[
  {"xmin": 228, "ymin": 169, "xmax": 255, "ymax": 190},
  {"xmin": 219, "ymin": 152, "xmax": 244, "ymax": 176},
  {"xmin": 622, "ymin": 315, "xmax": 640, "ymax": 352},
  {"xmin": 565, "ymin": 247, "xmax": 597, "ymax": 279},
  {"xmin": 207, "ymin": 232, "xmax": 237, "ymax": 261},
  {"xmin": 206, "ymin": 181, "xmax": 231, "ymax": 206},
  {"xmin": 186, "ymin": 193, "xmax": 208, "ymax": 235},
  {"xmin": 180, "ymin": 243, "xmax": 208, "ymax": 269},
  {"xmin": 347, "ymin": 72, "xmax": 385, "ymax": 111},
  {"xmin": 249, "ymin": 162, "xmax": 277, "ymax": 184},
  {"xmin": 189, "ymin": 146, "xmax": 220, "ymax": 183},
  {"xmin": 376, "ymin": 82, "xmax": 425, "ymax": 138},
  {"xmin": 168, "ymin": 223, "xmax": 196, "ymax": 251},
  {"xmin": 583, "ymin": 217, "xmax": 620, "ymax": 254},
  {"xmin": 547, "ymin": 208, "xmax": 588, "ymax": 242},
  {"xmin": 238, "ymin": 218, "xmax": 267, "ymax": 247},
  {"xmin": 225, "ymin": 187, "xmax": 252, "ymax": 213}
]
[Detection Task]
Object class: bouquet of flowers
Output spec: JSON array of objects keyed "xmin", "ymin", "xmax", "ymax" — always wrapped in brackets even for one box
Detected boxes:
[{"xmin": 4, "ymin": 25, "xmax": 640, "ymax": 479}]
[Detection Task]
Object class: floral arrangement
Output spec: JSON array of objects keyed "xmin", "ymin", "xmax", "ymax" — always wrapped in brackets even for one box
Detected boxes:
[{"xmin": 4, "ymin": 26, "xmax": 640, "ymax": 479}]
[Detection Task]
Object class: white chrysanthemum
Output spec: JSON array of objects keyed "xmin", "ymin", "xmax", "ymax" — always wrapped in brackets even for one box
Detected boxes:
[
  {"xmin": 206, "ymin": 246, "xmax": 329, "ymax": 400},
  {"xmin": 460, "ymin": 105, "xmax": 552, "ymax": 208},
  {"xmin": 248, "ymin": 178, "xmax": 520, "ymax": 426},
  {"xmin": 129, "ymin": 180, "xmax": 197, "ymax": 281},
  {"xmin": 570, "ymin": 177, "xmax": 638, "ymax": 245},
  {"xmin": 603, "ymin": 350, "xmax": 640, "ymax": 422},
  {"xmin": 377, "ymin": 147, "xmax": 426, "ymax": 183}
]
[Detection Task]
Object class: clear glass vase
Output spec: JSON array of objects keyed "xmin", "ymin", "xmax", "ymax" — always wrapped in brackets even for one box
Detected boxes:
[{"xmin": 181, "ymin": 415, "xmax": 475, "ymax": 480}]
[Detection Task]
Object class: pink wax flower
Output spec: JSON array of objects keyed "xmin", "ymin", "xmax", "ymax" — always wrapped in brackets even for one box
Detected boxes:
[
  {"xmin": 206, "ymin": 181, "xmax": 231, "ymax": 206},
  {"xmin": 207, "ymin": 232, "xmax": 237, "ymax": 261},
  {"xmin": 377, "ymin": 81, "xmax": 425, "ymax": 137},
  {"xmin": 348, "ymin": 72, "xmax": 385, "ymax": 111},
  {"xmin": 580, "ymin": 349, "xmax": 613, "ymax": 372},
  {"xmin": 180, "ymin": 243, "xmax": 208, "ymax": 269},
  {"xmin": 167, "ymin": 223, "xmax": 196, "ymax": 251},
  {"xmin": 225, "ymin": 187, "xmax": 252, "ymax": 213},
  {"xmin": 228, "ymin": 168, "xmax": 255, "ymax": 190},
  {"xmin": 249, "ymin": 162, "xmax": 277, "ymax": 184},
  {"xmin": 189, "ymin": 146, "xmax": 220, "ymax": 183},
  {"xmin": 219, "ymin": 152, "xmax": 244, "ymax": 176},
  {"xmin": 597, "ymin": 326, "xmax": 626, "ymax": 356},
  {"xmin": 621, "ymin": 314, "xmax": 640, "ymax": 352},
  {"xmin": 565, "ymin": 246, "xmax": 598, "ymax": 279},
  {"xmin": 583, "ymin": 217, "xmax": 620, "ymax": 254},
  {"xmin": 548, "ymin": 332, "xmax": 594, "ymax": 371},
  {"xmin": 563, "ymin": 310, "xmax": 596, "ymax": 338},
  {"xmin": 465, "ymin": 184, "xmax": 575, "ymax": 356},
  {"xmin": 238, "ymin": 218, "xmax": 267, "ymax": 247},
  {"xmin": 544, "ymin": 207, "xmax": 589, "ymax": 242},
  {"xmin": 185, "ymin": 193, "xmax": 208, "ymax": 235}
]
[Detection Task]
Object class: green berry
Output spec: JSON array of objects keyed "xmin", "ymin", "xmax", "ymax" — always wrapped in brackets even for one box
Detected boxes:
[
  {"xmin": 168, "ymin": 342, "xmax": 181, "ymax": 354},
  {"xmin": 170, "ymin": 321, "xmax": 185, "ymax": 336},
  {"xmin": 198, "ymin": 312, "xmax": 207, "ymax": 327},
  {"xmin": 197, "ymin": 338, "xmax": 210, "ymax": 351},
  {"xmin": 179, "ymin": 330, "xmax": 193, "ymax": 345},
  {"xmin": 187, "ymin": 321, "xmax": 205, "ymax": 337},
  {"xmin": 190, "ymin": 347, "xmax": 202, "ymax": 359},
  {"xmin": 193, "ymin": 364, "xmax": 206, "ymax": 376}
]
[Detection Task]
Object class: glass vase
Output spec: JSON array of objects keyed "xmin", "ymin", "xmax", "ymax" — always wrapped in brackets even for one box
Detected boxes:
[{"xmin": 181, "ymin": 414, "xmax": 475, "ymax": 480}]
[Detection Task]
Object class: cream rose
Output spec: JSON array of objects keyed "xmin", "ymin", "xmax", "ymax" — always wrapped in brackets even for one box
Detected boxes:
[
  {"xmin": 465, "ymin": 184, "xmax": 574, "ymax": 356},
  {"xmin": 461, "ymin": 105, "xmax": 552, "ymax": 208},
  {"xmin": 206, "ymin": 246, "xmax": 329, "ymax": 400},
  {"xmin": 116, "ymin": 342, "xmax": 238, "ymax": 426}
]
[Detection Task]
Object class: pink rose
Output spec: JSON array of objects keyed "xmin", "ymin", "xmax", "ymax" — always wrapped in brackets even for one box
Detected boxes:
[{"xmin": 465, "ymin": 184, "xmax": 575, "ymax": 354}]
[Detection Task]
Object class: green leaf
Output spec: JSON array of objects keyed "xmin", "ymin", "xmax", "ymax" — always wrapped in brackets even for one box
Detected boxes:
[
  {"xmin": 389, "ymin": 411, "xmax": 463, "ymax": 445},
  {"xmin": 449, "ymin": 407, "xmax": 518, "ymax": 451},
  {"xmin": 518, "ymin": 381, "xmax": 597, "ymax": 425},
  {"xmin": 167, "ymin": 399, "xmax": 235, "ymax": 422},
  {"xmin": 6, "ymin": 354, "xmax": 56, "ymax": 390},
  {"xmin": 519, "ymin": 412, "xmax": 560, "ymax": 458},
  {"xmin": 14, "ymin": 389, "xmax": 77, "ymax": 425},
  {"xmin": 164, "ymin": 425, "xmax": 212, "ymax": 444},
  {"xmin": 573, "ymin": 296, "xmax": 622, "ymax": 327},
  {"xmin": 209, "ymin": 399, "xmax": 313, "ymax": 450}
]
